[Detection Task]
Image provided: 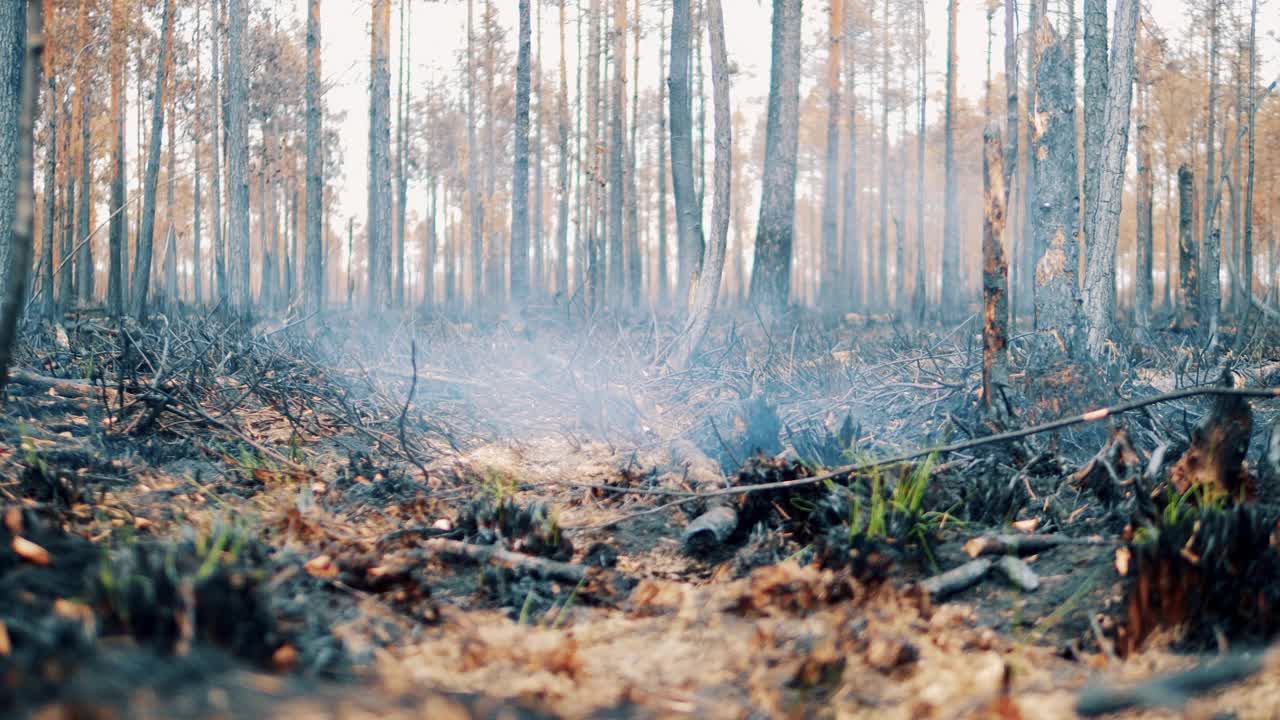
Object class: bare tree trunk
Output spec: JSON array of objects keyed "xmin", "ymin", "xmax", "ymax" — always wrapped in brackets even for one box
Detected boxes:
[
  {"xmin": 911, "ymin": 0, "xmax": 925, "ymax": 322},
  {"xmin": 747, "ymin": 0, "xmax": 802, "ymax": 310},
  {"xmin": 40, "ymin": 65, "xmax": 55, "ymax": 321},
  {"xmin": 1031, "ymin": 30, "xmax": 1081, "ymax": 352},
  {"xmin": 1135, "ymin": 73, "xmax": 1153, "ymax": 336},
  {"xmin": 75, "ymin": 0, "xmax": 92, "ymax": 305},
  {"xmin": 533, "ymin": 0, "xmax": 545, "ymax": 295},
  {"xmin": 107, "ymin": 0, "xmax": 126, "ymax": 315},
  {"xmin": 605, "ymin": 0, "xmax": 626, "ymax": 307},
  {"xmin": 670, "ymin": 0, "xmax": 702, "ymax": 306},
  {"xmin": 424, "ymin": 176, "xmax": 436, "ymax": 306},
  {"xmin": 654, "ymin": 0, "xmax": 668, "ymax": 304},
  {"xmin": 0, "ymin": 0, "xmax": 38, "ymax": 397},
  {"xmin": 512, "ymin": 0, "xmax": 532, "ymax": 302},
  {"xmin": 191, "ymin": 0, "xmax": 202, "ymax": 305},
  {"xmin": 672, "ymin": 0, "xmax": 729, "ymax": 369},
  {"xmin": 1082, "ymin": 0, "xmax": 1107, "ymax": 257},
  {"xmin": 878, "ymin": 0, "xmax": 891, "ymax": 310},
  {"xmin": 212, "ymin": 0, "xmax": 224, "ymax": 305},
  {"xmin": 843, "ymin": 6, "xmax": 860, "ymax": 311},
  {"xmin": 1020, "ymin": 0, "xmax": 1041, "ymax": 321},
  {"xmin": 466, "ymin": 0, "xmax": 482, "ymax": 306},
  {"xmin": 226, "ymin": 0, "xmax": 249, "ymax": 312},
  {"xmin": 1201, "ymin": 0, "xmax": 1219, "ymax": 336},
  {"xmin": 981, "ymin": 124, "xmax": 1010, "ymax": 422},
  {"xmin": 130, "ymin": 0, "xmax": 174, "ymax": 318},
  {"xmin": 819, "ymin": 0, "xmax": 841, "ymax": 310},
  {"xmin": 1082, "ymin": 0, "xmax": 1139, "ymax": 354},
  {"xmin": 304, "ymin": 0, "xmax": 323, "ymax": 311},
  {"xmin": 367, "ymin": 0, "xmax": 392, "ymax": 309},
  {"xmin": 585, "ymin": 0, "xmax": 601, "ymax": 309},
  {"xmin": 624, "ymin": 0, "xmax": 641, "ymax": 308},
  {"xmin": 941, "ymin": 0, "xmax": 959, "ymax": 317},
  {"xmin": 1243, "ymin": 0, "xmax": 1257, "ymax": 311},
  {"xmin": 555, "ymin": 0, "xmax": 570, "ymax": 296},
  {"xmin": 1177, "ymin": 165, "xmax": 1199, "ymax": 327},
  {"xmin": 0, "ymin": 0, "xmax": 24, "ymax": 298}
]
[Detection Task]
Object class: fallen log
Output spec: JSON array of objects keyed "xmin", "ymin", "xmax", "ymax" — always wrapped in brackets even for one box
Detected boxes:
[
  {"xmin": 920, "ymin": 558, "xmax": 993, "ymax": 598},
  {"xmin": 1075, "ymin": 651, "xmax": 1265, "ymax": 717},
  {"xmin": 963, "ymin": 533, "xmax": 1113, "ymax": 559},
  {"xmin": 671, "ymin": 440, "xmax": 739, "ymax": 554}
]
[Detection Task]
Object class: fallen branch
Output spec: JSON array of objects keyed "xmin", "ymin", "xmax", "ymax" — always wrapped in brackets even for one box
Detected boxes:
[
  {"xmin": 920, "ymin": 558, "xmax": 993, "ymax": 598},
  {"xmin": 993, "ymin": 556, "xmax": 1039, "ymax": 591},
  {"xmin": 963, "ymin": 533, "xmax": 1113, "ymax": 559},
  {"xmin": 569, "ymin": 384, "xmax": 1280, "ymax": 531}
]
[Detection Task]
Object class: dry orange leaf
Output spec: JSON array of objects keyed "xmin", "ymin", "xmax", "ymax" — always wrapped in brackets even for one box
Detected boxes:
[
  {"xmin": 12, "ymin": 536, "xmax": 50, "ymax": 566},
  {"xmin": 0, "ymin": 620, "xmax": 10, "ymax": 656},
  {"xmin": 304, "ymin": 554, "xmax": 338, "ymax": 578},
  {"xmin": 1011, "ymin": 518, "xmax": 1040, "ymax": 534},
  {"xmin": 272, "ymin": 643, "xmax": 299, "ymax": 671},
  {"xmin": 3, "ymin": 507, "xmax": 21, "ymax": 534}
]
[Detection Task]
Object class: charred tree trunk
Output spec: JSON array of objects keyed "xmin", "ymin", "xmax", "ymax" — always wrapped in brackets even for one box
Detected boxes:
[
  {"xmin": 1082, "ymin": 0, "xmax": 1139, "ymax": 354},
  {"xmin": 511, "ymin": 0, "xmax": 532, "ymax": 302},
  {"xmin": 466, "ymin": 0, "xmax": 482, "ymax": 306},
  {"xmin": 1177, "ymin": 165, "xmax": 1200, "ymax": 327},
  {"xmin": 555, "ymin": 0, "xmax": 570, "ymax": 297},
  {"xmin": 1020, "ymin": 0, "xmax": 1041, "ymax": 321},
  {"xmin": 226, "ymin": 0, "xmax": 249, "ymax": 312},
  {"xmin": 606, "ymin": 0, "xmax": 624, "ymax": 307},
  {"xmin": 1082, "ymin": 0, "xmax": 1107, "ymax": 257},
  {"xmin": 211, "ymin": 0, "xmax": 225, "ymax": 305},
  {"xmin": 393, "ymin": 0, "xmax": 407, "ymax": 306},
  {"xmin": 819, "ymin": 0, "xmax": 841, "ymax": 310},
  {"xmin": 843, "ymin": 3, "xmax": 860, "ymax": 311},
  {"xmin": 304, "ymin": 0, "xmax": 323, "ymax": 311},
  {"xmin": 0, "ymin": 0, "xmax": 23, "ymax": 297},
  {"xmin": 940, "ymin": 0, "xmax": 959, "ymax": 317},
  {"xmin": 1243, "ymin": 0, "xmax": 1257, "ymax": 311},
  {"xmin": 669, "ymin": 0, "xmax": 702, "ymax": 306},
  {"xmin": 878, "ymin": 0, "xmax": 891, "ymax": 310},
  {"xmin": 40, "ymin": 68, "xmax": 55, "ymax": 321},
  {"xmin": 130, "ymin": 0, "xmax": 174, "ymax": 318},
  {"xmin": 107, "ymin": 0, "xmax": 126, "ymax": 315},
  {"xmin": 1134, "ymin": 81, "xmax": 1153, "ymax": 336},
  {"xmin": 672, "ymin": 0, "xmax": 729, "ymax": 369},
  {"xmin": 911, "ymin": 0, "xmax": 925, "ymax": 322},
  {"xmin": 747, "ymin": 0, "xmax": 802, "ymax": 310},
  {"xmin": 75, "ymin": 0, "xmax": 92, "ymax": 305},
  {"xmin": 1200, "ymin": 0, "xmax": 1219, "ymax": 339},
  {"xmin": 654, "ymin": 1, "xmax": 668, "ymax": 304},
  {"xmin": 624, "ymin": 0, "xmax": 641, "ymax": 308},
  {"xmin": 1031, "ymin": 31, "xmax": 1081, "ymax": 353},
  {"xmin": 367, "ymin": 0, "xmax": 392, "ymax": 309},
  {"xmin": 0, "ymin": 0, "xmax": 38, "ymax": 397},
  {"xmin": 982, "ymin": 125, "xmax": 1010, "ymax": 423}
]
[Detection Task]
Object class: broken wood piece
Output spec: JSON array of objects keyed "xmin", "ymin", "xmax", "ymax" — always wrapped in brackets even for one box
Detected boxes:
[
  {"xmin": 920, "ymin": 558, "xmax": 993, "ymax": 598},
  {"xmin": 670, "ymin": 440, "xmax": 738, "ymax": 554},
  {"xmin": 682, "ymin": 505, "xmax": 738, "ymax": 554},
  {"xmin": 993, "ymin": 556, "xmax": 1039, "ymax": 591},
  {"xmin": 963, "ymin": 533, "xmax": 1111, "ymax": 559},
  {"xmin": 1168, "ymin": 369, "xmax": 1254, "ymax": 500},
  {"xmin": 422, "ymin": 538, "xmax": 591, "ymax": 585},
  {"xmin": 1075, "ymin": 651, "xmax": 1265, "ymax": 717}
]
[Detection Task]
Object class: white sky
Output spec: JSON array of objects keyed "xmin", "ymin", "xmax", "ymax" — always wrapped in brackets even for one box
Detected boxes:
[{"xmin": 304, "ymin": 0, "xmax": 1279, "ymax": 225}]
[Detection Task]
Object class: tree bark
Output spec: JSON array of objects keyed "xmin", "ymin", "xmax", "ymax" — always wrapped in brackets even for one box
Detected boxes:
[
  {"xmin": 304, "ymin": 0, "xmax": 323, "ymax": 312},
  {"xmin": 669, "ymin": 0, "xmax": 702, "ymax": 307},
  {"xmin": 1135, "ymin": 75, "xmax": 1153, "ymax": 336},
  {"xmin": 191, "ymin": 0, "xmax": 203, "ymax": 306},
  {"xmin": 1177, "ymin": 165, "xmax": 1199, "ymax": 327},
  {"xmin": 40, "ymin": 59, "xmax": 55, "ymax": 321},
  {"xmin": 1020, "ymin": 0, "xmax": 1041, "ymax": 321},
  {"xmin": 466, "ymin": 0, "xmax": 482, "ymax": 306},
  {"xmin": 747, "ymin": 0, "xmax": 802, "ymax": 310},
  {"xmin": 226, "ymin": 0, "xmax": 249, "ymax": 312},
  {"xmin": 1200, "ymin": 0, "xmax": 1219, "ymax": 338},
  {"xmin": 555, "ymin": 0, "xmax": 570, "ymax": 297},
  {"xmin": 671, "ymin": 0, "xmax": 728, "ymax": 369},
  {"xmin": 511, "ymin": 0, "xmax": 532, "ymax": 302},
  {"xmin": 0, "ymin": 0, "xmax": 38, "ymax": 396},
  {"xmin": 393, "ymin": 0, "xmax": 408, "ymax": 306},
  {"xmin": 212, "ymin": 0, "xmax": 225, "ymax": 305},
  {"xmin": 1082, "ymin": 0, "xmax": 1107, "ymax": 257},
  {"xmin": 911, "ymin": 0, "xmax": 925, "ymax": 322},
  {"xmin": 982, "ymin": 124, "xmax": 1010, "ymax": 423},
  {"xmin": 107, "ymin": 0, "xmax": 126, "ymax": 315},
  {"xmin": 0, "ymin": 0, "xmax": 23, "ymax": 298},
  {"xmin": 820, "ymin": 0, "xmax": 841, "ymax": 311},
  {"xmin": 1031, "ymin": 31, "xmax": 1081, "ymax": 352},
  {"xmin": 624, "ymin": 0, "xmax": 641, "ymax": 308},
  {"xmin": 606, "ymin": 0, "xmax": 625, "ymax": 306},
  {"xmin": 654, "ymin": 0, "xmax": 668, "ymax": 304},
  {"xmin": 1243, "ymin": 0, "xmax": 1256, "ymax": 315},
  {"xmin": 1082, "ymin": 0, "xmax": 1139, "ymax": 354},
  {"xmin": 843, "ymin": 3, "xmax": 860, "ymax": 311},
  {"xmin": 878, "ymin": 0, "xmax": 891, "ymax": 310},
  {"xmin": 130, "ymin": 0, "xmax": 174, "ymax": 318},
  {"xmin": 75, "ymin": 0, "xmax": 92, "ymax": 305},
  {"xmin": 941, "ymin": 0, "xmax": 959, "ymax": 316},
  {"xmin": 367, "ymin": 0, "xmax": 392, "ymax": 309}
]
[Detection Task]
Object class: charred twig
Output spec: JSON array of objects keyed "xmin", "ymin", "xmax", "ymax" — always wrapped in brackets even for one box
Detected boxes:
[
  {"xmin": 920, "ymin": 558, "xmax": 994, "ymax": 598},
  {"xmin": 397, "ymin": 339, "xmax": 432, "ymax": 484},
  {"xmin": 421, "ymin": 538, "xmax": 592, "ymax": 585},
  {"xmin": 963, "ymin": 533, "xmax": 1113, "ymax": 559},
  {"xmin": 567, "ymin": 384, "xmax": 1280, "ymax": 531}
]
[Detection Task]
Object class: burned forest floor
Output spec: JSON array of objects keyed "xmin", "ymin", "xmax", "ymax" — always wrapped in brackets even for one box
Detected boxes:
[{"xmin": 5, "ymin": 303, "xmax": 1280, "ymax": 719}]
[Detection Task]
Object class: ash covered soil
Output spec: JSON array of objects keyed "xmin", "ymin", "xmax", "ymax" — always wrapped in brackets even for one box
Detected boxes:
[{"xmin": 4, "ymin": 306, "xmax": 1280, "ymax": 719}]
